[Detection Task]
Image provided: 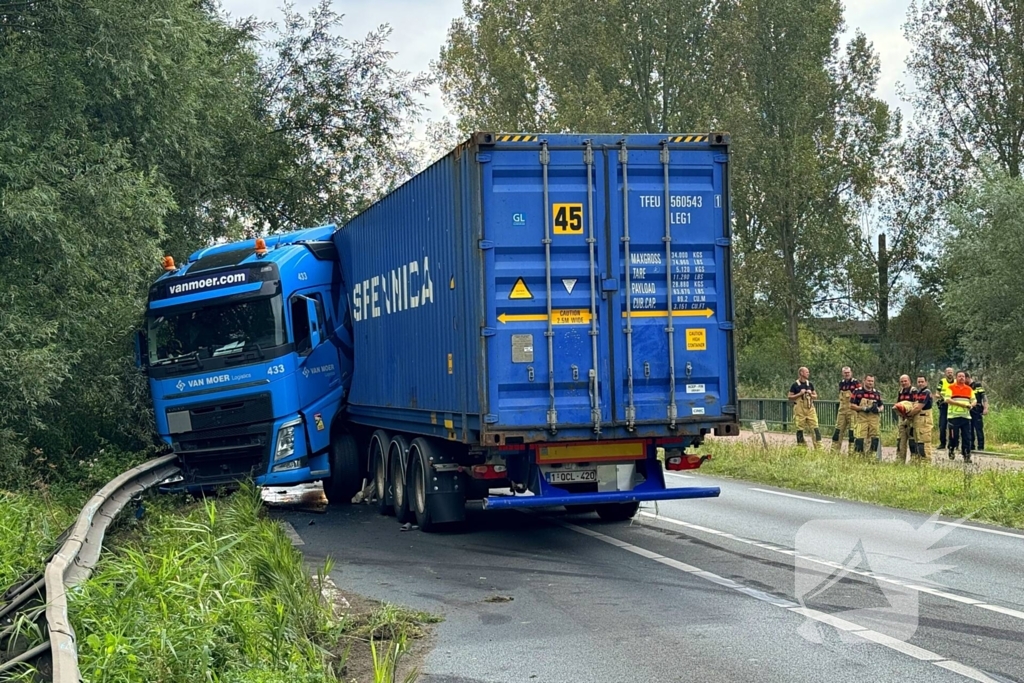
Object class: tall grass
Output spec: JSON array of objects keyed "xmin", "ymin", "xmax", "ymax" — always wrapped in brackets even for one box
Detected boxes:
[
  {"xmin": 983, "ymin": 406, "xmax": 1024, "ymax": 448},
  {"xmin": 69, "ymin": 484, "xmax": 341, "ymax": 683},
  {"xmin": 0, "ymin": 491, "xmax": 73, "ymax": 588},
  {"xmin": 702, "ymin": 441, "xmax": 1024, "ymax": 529}
]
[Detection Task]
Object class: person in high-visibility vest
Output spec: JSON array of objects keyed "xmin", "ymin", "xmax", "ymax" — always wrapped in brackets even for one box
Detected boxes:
[
  {"xmin": 851, "ymin": 375, "xmax": 884, "ymax": 454},
  {"xmin": 942, "ymin": 371, "xmax": 976, "ymax": 463},
  {"xmin": 937, "ymin": 367, "xmax": 955, "ymax": 450},
  {"xmin": 965, "ymin": 371, "xmax": 988, "ymax": 451},
  {"xmin": 788, "ymin": 367, "xmax": 820, "ymax": 448},
  {"xmin": 831, "ymin": 367, "xmax": 861, "ymax": 452},
  {"xmin": 911, "ymin": 376, "xmax": 934, "ymax": 461}
]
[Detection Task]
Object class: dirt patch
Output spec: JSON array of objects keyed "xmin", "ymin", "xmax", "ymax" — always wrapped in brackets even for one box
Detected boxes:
[{"xmin": 319, "ymin": 577, "xmax": 440, "ymax": 683}]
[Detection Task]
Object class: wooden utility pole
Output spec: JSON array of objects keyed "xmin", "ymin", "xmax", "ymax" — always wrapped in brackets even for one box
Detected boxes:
[{"xmin": 878, "ymin": 233, "xmax": 889, "ymax": 355}]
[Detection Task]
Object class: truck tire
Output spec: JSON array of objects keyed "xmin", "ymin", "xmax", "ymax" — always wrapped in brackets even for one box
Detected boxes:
[
  {"xmin": 389, "ymin": 435, "xmax": 413, "ymax": 523},
  {"xmin": 408, "ymin": 439, "xmax": 436, "ymax": 532},
  {"xmin": 595, "ymin": 501, "xmax": 640, "ymax": 522},
  {"xmin": 325, "ymin": 433, "xmax": 361, "ymax": 506},
  {"xmin": 369, "ymin": 430, "xmax": 392, "ymax": 516}
]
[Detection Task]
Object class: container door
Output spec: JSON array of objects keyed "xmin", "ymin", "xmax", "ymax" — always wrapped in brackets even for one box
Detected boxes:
[
  {"xmin": 608, "ymin": 141, "xmax": 731, "ymax": 427},
  {"xmin": 484, "ymin": 141, "xmax": 613, "ymax": 434}
]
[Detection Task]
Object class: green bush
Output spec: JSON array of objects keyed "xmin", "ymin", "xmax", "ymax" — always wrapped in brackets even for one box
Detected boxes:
[{"xmin": 739, "ymin": 319, "xmax": 879, "ymax": 399}]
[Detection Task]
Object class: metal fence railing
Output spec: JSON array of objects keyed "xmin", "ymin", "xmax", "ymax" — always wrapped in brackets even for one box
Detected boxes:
[{"xmin": 738, "ymin": 398, "xmax": 898, "ymax": 433}]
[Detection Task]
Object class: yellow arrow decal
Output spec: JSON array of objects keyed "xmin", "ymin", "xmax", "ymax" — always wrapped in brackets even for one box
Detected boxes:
[
  {"xmin": 622, "ymin": 309, "xmax": 714, "ymax": 319},
  {"xmin": 499, "ymin": 309, "xmax": 592, "ymax": 325}
]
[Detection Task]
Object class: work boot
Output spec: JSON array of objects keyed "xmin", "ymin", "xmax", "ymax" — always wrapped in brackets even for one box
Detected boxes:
[
  {"xmin": 870, "ymin": 437, "xmax": 880, "ymax": 455},
  {"xmin": 948, "ymin": 445, "xmax": 955, "ymax": 460},
  {"xmin": 813, "ymin": 429, "xmax": 822, "ymax": 450},
  {"xmin": 916, "ymin": 443, "xmax": 927, "ymax": 460},
  {"xmin": 796, "ymin": 430, "xmax": 805, "ymax": 446},
  {"xmin": 830, "ymin": 429, "xmax": 840, "ymax": 450},
  {"xmin": 963, "ymin": 451, "xmax": 972, "ymax": 464},
  {"xmin": 854, "ymin": 438, "xmax": 865, "ymax": 454},
  {"xmin": 848, "ymin": 430, "xmax": 855, "ymax": 450}
]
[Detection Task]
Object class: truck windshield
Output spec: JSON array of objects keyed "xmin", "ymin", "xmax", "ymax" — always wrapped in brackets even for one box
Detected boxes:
[{"xmin": 148, "ymin": 295, "xmax": 286, "ymax": 365}]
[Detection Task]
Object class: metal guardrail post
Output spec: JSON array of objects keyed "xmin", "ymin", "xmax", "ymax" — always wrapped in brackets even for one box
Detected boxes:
[{"xmin": 45, "ymin": 454, "xmax": 180, "ymax": 683}]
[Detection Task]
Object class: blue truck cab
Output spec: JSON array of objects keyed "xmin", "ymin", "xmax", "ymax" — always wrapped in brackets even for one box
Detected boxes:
[{"xmin": 139, "ymin": 225, "xmax": 360, "ymax": 502}]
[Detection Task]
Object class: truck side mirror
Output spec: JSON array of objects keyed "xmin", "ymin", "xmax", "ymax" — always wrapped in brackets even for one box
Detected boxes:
[
  {"xmin": 134, "ymin": 330, "xmax": 148, "ymax": 369},
  {"xmin": 306, "ymin": 297, "xmax": 322, "ymax": 350}
]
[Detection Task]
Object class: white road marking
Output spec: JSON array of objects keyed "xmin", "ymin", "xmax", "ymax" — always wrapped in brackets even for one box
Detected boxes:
[
  {"xmin": 664, "ymin": 472, "xmax": 696, "ymax": 479},
  {"xmin": 279, "ymin": 521, "xmax": 305, "ymax": 546},
  {"xmin": 637, "ymin": 512, "xmax": 1024, "ymax": 624},
  {"xmin": 562, "ymin": 520, "xmax": 1001, "ymax": 683},
  {"xmin": 749, "ymin": 487, "xmax": 834, "ymax": 504},
  {"xmin": 935, "ymin": 521, "xmax": 1024, "ymax": 540}
]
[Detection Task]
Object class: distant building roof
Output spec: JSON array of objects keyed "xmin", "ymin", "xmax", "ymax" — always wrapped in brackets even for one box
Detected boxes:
[{"xmin": 814, "ymin": 318, "xmax": 879, "ymax": 342}]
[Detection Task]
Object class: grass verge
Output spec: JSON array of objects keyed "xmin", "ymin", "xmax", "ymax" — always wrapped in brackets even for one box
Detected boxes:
[
  {"xmin": 66, "ymin": 484, "xmax": 341, "ymax": 683},
  {"xmin": 701, "ymin": 440, "xmax": 1024, "ymax": 529},
  {"xmin": 4, "ymin": 468, "xmax": 440, "ymax": 683}
]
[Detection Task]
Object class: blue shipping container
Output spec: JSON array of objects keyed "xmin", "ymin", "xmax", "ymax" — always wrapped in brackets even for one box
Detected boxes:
[{"xmin": 334, "ymin": 133, "xmax": 738, "ymax": 446}]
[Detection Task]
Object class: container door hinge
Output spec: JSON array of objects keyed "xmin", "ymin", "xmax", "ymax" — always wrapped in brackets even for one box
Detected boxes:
[
  {"xmin": 714, "ymin": 154, "xmax": 729, "ymax": 163},
  {"xmin": 484, "ymin": 414, "xmax": 499, "ymax": 424},
  {"xmin": 716, "ymin": 237, "xmax": 732, "ymax": 247},
  {"xmin": 719, "ymin": 321, "xmax": 735, "ymax": 330},
  {"xmin": 479, "ymin": 240, "xmax": 494, "ymax": 251},
  {"xmin": 481, "ymin": 327, "xmax": 497, "ymax": 337},
  {"xmin": 476, "ymin": 153, "xmax": 492, "ymax": 163}
]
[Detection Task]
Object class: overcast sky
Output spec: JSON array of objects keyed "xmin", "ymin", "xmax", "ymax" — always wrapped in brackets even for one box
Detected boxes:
[{"xmin": 222, "ymin": 0, "xmax": 916, "ymax": 133}]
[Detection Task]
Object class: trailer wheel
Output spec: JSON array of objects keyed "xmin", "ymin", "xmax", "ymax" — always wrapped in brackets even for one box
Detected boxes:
[
  {"xmin": 595, "ymin": 501, "xmax": 640, "ymax": 522},
  {"xmin": 325, "ymin": 432, "xmax": 361, "ymax": 506},
  {"xmin": 389, "ymin": 435, "xmax": 412, "ymax": 523},
  {"xmin": 369, "ymin": 430, "xmax": 392, "ymax": 516},
  {"xmin": 408, "ymin": 439, "xmax": 435, "ymax": 532}
]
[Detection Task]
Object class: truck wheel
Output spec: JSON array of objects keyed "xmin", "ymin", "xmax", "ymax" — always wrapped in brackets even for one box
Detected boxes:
[
  {"xmin": 389, "ymin": 435, "xmax": 412, "ymax": 523},
  {"xmin": 370, "ymin": 430, "xmax": 392, "ymax": 516},
  {"xmin": 595, "ymin": 501, "xmax": 640, "ymax": 522},
  {"xmin": 325, "ymin": 433, "xmax": 361, "ymax": 506},
  {"xmin": 408, "ymin": 439, "xmax": 435, "ymax": 532}
]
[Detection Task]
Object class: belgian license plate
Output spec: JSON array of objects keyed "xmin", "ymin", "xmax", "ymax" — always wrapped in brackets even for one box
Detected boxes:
[{"xmin": 546, "ymin": 470, "xmax": 597, "ymax": 484}]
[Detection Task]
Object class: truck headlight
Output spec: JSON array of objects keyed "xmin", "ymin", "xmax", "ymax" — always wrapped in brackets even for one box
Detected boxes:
[{"xmin": 274, "ymin": 417, "xmax": 303, "ymax": 462}]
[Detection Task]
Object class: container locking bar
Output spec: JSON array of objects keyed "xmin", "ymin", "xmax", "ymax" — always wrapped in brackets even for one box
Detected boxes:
[
  {"xmin": 661, "ymin": 140, "xmax": 678, "ymax": 429},
  {"xmin": 584, "ymin": 141, "xmax": 601, "ymax": 434},
  {"xmin": 541, "ymin": 142, "xmax": 558, "ymax": 433},
  {"xmin": 619, "ymin": 142, "xmax": 636, "ymax": 431}
]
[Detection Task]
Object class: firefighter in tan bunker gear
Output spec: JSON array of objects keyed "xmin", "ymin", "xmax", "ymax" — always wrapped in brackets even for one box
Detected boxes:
[
  {"xmin": 788, "ymin": 367, "xmax": 820, "ymax": 448},
  {"xmin": 832, "ymin": 366, "xmax": 860, "ymax": 452}
]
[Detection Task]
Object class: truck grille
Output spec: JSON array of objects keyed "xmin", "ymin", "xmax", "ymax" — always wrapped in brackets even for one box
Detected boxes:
[
  {"xmin": 167, "ymin": 393, "xmax": 273, "ymax": 432},
  {"xmin": 167, "ymin": 393, "xmax": 274, "ymax": 486}
]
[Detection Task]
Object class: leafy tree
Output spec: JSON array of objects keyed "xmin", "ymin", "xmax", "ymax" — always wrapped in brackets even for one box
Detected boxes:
[
  {"xmin": 888, "ymin": 294, "xmax": 951, "ymax": 377},
  {"xmin": 847, "ymin": 129, "xmax": 959, "ymax": 360},
  {"xmin": 717, "ymin": 0, "xmax": 898, "ymax": 362},
  {"xmin": 942, "ymin": 169, "xmax": 1024, "ymax": 400},
  {"xmin": 436, "ymin": 0, "xmax": 720, "ymax": 135},
  {"xmin": 437, "ymin": 0, "xmax": 898, "ymax": 364},
  {"xmin": 0, "ymin": 0, "xmax": 427, "ymax": 477},
  {"xmin": 904, "ymin": 0, "xmax": 1024, "ymax": 178}
]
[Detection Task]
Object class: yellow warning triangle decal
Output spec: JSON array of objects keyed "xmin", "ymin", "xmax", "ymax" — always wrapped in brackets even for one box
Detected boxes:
[{"xmin": 509, "ymin": 277, "xmax": 533, "ymax": 300}]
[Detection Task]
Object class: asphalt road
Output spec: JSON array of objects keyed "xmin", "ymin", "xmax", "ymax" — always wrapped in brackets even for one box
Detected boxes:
[{"xmin": 269, "ymin": 476, "xmax": 1024, "ymax": 683}]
